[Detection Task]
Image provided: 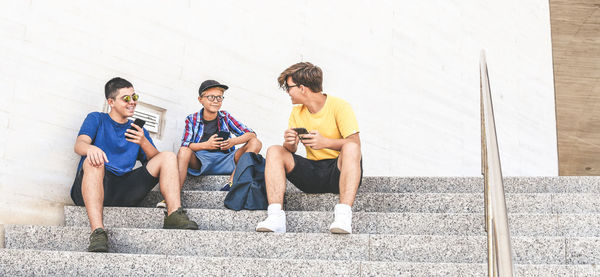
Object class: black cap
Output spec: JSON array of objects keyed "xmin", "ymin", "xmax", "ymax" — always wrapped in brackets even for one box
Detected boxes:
[{"xmin": 199, "ymin": 80, "xmax": 228, "ymax": 95}]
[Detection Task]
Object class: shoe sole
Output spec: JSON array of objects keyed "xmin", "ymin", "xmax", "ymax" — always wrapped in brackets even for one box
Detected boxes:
[
  {"xmin": 163, "ymin": 224, "xmax": 198, "ymax": 230},
  {"xmin": 256, "ymin": 227, "xmax": 286, "ymax": 233},
  {"xmin": 329, "ymin": 227, "xmax": 351, "ymax": 234},
  {"xmin": 255, "ymin": 227, "xmax": 275, "ymax": 232},
  {"xmin": 88, "ymin": 246, "xmax": 108, "ymax": 252}
]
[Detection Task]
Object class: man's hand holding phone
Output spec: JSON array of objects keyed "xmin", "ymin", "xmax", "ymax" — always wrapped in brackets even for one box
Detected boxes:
[
  {"xmin": 205, "ymin": 134, "xmax": 224, "ymax": 150},
  {"xmin": 300, "ymin": 130, "xmax": 327, "ymax": 150},
  {"xmin": 125, "ymin": 118, "xmax": 148, "ymax": 146},
  {"xmin": 284, "ymin": 128, "xmax": 300, "ymax": 146},
  {"xmin": 217, "ymin": 131, "xmax": 234, "ymax": 150}
]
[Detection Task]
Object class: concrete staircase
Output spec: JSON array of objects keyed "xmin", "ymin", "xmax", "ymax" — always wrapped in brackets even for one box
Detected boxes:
[{"xmin": 2, "ymin": 176, "xmax": 600, "ymax": 276}]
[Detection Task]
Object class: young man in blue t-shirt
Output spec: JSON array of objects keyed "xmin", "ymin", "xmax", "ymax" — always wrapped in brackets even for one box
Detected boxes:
[{"xmin": 70, "ymin": 77, "xmax": 198, "ymax": 253}]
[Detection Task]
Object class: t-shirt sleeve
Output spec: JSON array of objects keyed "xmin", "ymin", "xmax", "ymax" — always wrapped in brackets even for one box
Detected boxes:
[
  {"xmin": 137, "ymin": 129, "xmax": 156, "ymax": 163},
  {"xmin": 224, "ymin": 111, "xmax": 253, "ymax": 137},
  {"xmin": 181, "ymin": 114, "xmax": 194, "ymax": 147},
  {"xmin": 288, "ymin": 107, "xmax": 298, "ymax": 129},
  {"xmin": 77, "ymin": 112, "xmax": 101, "ymax": 142},
  {"xmin": 336, "ymin": 100, "xmax": 360, "ymax": 138}
]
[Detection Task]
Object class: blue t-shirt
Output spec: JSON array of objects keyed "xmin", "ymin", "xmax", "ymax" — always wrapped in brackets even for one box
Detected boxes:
[{"xmin": 76, "ymin": 112, "xmax": 155, "ymax": 176}]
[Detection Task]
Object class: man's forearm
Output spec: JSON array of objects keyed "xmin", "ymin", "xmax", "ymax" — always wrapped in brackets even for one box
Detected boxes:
[
  {"xmin": 324, "ymin": 133, "xmax": 361, "ymax": 151},
  {"xmin": 187, "ymin": 142, "xmax": 207, "ymax": 152},
  {"xmin": 235, "ymin": 132, "xmax": 256, "ymax": 145},
  {"xmin": 74, "ymin": 140, "xmax": 92, "ymax": 156},
  {"xmin": 140, "ymin": 139, "xmax": 159, "ymax": 159}
]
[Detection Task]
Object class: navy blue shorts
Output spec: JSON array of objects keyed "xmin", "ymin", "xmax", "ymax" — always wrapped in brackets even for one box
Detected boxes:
[
  {"xmin": 286, "ymin": 153, "xmax": 363, "ymax": 193},
  {"xmin": 70, "ymin": 164, "xmax": 159, "ymax": 207}
]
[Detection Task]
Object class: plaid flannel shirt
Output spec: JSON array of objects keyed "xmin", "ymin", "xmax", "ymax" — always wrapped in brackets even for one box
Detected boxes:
[{"xmin": 181, "ymin": 109, "xmax": 254, "ymax": 153}]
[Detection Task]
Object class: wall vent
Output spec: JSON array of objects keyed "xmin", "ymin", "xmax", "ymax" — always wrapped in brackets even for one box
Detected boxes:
[
  {"xmin": 129, "ymin": 104, "xmax": 161, "ymax": 133},
  {"xmin": 104, "ymin": 100, "xmax": 166, "ymax": 138}
]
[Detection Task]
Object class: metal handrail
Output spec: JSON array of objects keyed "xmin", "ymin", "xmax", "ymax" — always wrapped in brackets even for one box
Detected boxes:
[{"xmin": 480, "ymin": 50, "xmax": 515, "ymax": 277}]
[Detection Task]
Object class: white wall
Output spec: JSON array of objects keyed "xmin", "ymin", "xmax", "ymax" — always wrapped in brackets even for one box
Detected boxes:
[{"xmin": 0, "ymin": 0, "xmax": 557, "ymax": 228}]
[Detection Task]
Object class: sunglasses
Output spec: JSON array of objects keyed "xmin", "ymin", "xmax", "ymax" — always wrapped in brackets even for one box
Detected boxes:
[{"xmin": 120, "ymin": 93, "xmax": 139, "ymax": 103}]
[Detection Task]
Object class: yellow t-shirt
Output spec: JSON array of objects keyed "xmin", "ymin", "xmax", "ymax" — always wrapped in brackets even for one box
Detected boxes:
[{"xmin": 288, "ymin": 95, "xmax": 359, "ymax": 160}]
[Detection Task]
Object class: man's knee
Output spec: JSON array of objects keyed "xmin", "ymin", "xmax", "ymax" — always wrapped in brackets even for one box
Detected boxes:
[
  {"xmin": 82, "ymin": 157, "xmax": 105, "ymax": 173},
  {"xmin": 266, "ymin": 145, "xmax": 287, "ymax": 160},
  {"xmin": 157, "ymin": 151, "xmax": 177, "ymax": 162},
  {"xmin": 177, "ymin": 146, "xmax": 193, "ymax": 159},
  {"xmin": 248, "ymin": 137, "xmax": 262, "ymax": 152}
]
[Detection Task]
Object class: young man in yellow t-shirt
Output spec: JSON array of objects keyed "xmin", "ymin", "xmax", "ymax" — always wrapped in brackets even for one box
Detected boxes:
[{"xmin": 256, "ymin": 62, "xmax": 363, "ymax": 234}]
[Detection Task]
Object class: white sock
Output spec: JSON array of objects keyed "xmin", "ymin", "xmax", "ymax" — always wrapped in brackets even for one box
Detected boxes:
[
  {"xmin": 335, "ymin": 204, "xmax": 352, "ymax": 213},
  {"xmin": 267, "ymin": 203, "xmax": 283, "ymax": 214}
]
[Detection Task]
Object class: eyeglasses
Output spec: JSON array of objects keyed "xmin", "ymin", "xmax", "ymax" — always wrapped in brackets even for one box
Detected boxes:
[
  {"xmin": 283, "ymin": 84, "xmax": 300, "ymax": 92},
  {"xmin": 119, "ymin": 93, "xmax": 139, "ymax": 103},
  {"xmin": 203, "ymin": 95, "xmax": 225, "ymax": 102}
]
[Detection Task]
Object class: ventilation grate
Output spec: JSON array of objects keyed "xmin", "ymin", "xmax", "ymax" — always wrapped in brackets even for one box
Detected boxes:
[{"xmin": 129, "ymin": 105, "xmax": 161, "ymax": 134}]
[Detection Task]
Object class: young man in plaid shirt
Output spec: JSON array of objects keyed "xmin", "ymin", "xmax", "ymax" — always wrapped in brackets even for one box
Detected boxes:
[{"xmin": 172, "ymin": 80, "xmax": 262, "ymax": 199}]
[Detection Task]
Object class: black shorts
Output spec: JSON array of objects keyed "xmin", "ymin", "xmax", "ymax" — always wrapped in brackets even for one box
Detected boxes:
[
  {"xmin": 70, "ymin": 165, "xmax": 159, "ymax": 207},
  {"xmin": 286, "ymin": 153, "xmax": 363, "ymax": 193}
]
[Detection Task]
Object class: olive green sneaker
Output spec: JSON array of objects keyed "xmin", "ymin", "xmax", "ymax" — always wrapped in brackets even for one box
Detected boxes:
[
  {"xmin": 88, "ymin": 228, "xmax": 108, "ymax": 252},
  {"xmin": 163, "ymin": 207, "xmax": 198, "ymax": 230}
]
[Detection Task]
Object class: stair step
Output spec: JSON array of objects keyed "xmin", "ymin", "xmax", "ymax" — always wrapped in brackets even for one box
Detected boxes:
[
  {"xmin": 5, "ymin": 225, "xmax": 599, "ymax": 264},
  {"xmin": 140, "ymin": 191, "xmax": 600, "ymax": 214},
  {"xmin": 64, "ymin": 206, "xmax": 600, "ymax": 237},
  {"xmin": 4, "ymin": 248, "xmax": 598, "ymax": 276},
  {"xmin": 179, "ymin": 176, "xmax": 600, "ymax": 193},
  {"xmin": 65, "ymin": 206, "xmax": 485, "ymax": 235}
]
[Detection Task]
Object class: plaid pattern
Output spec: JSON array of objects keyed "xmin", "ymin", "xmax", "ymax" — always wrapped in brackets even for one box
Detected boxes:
[{"xmin": 181, "ymin": 109, "xmax": 253, "ymax": 153}]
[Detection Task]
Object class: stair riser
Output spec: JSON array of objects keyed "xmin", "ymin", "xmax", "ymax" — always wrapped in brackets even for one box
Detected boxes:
[
  {"xmin": 65, "ymin": 207, "xmax": 600, "ymax": 237},
  {"xmin": 180, "ymin": 176, "xmax": 600, "ymax": 193},
  {"xmin": 5, "ymin": 226, "xmax": 598, "ymax": 264},
  {"xmin": 2, "ymin": 248, "xmax": 599, "ymax": 276},
  {"xmin": 140, "ymin": 191, "xmax": 600, "ymax": 214}
]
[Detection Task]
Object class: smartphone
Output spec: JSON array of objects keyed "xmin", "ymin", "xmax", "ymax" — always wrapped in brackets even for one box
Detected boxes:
[
  {"xmin": 217, "ymin": 131, "xmax": 230, "ymax": 140},
  {"xmin": 293, "ymin": 127, "xmax": 309, "ymax": 141},
  {"xmin": 129, "ymin": 118, "xmax": 146, "ymax": 130},
  {"xmin": 292, "ymin": 127, "xmax": 308, "ymax": 135}
]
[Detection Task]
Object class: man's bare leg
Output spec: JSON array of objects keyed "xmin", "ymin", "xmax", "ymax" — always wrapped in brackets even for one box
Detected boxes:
[
  {"xmin": 330, "ymin": 141, "xmax": 362, "ymax": 234},
  {"xmin": 81, "ymin": 158, "xmax": 106, "ymax": 232},
  {"xmin": 337, "ymin": 141, "xmax": 362, "ymax": 206},
  {"xmin": 256, "ymin": 145, "xmax": 295, "ymax": 233},
  {"xmin": 264, "ymin": 145, "xmax": 295, "ymax": 204},
  {"xmin": 146, "ymin": 151, "xmax": 182, "ymax": 215},
  {"xmin": 176, "ymin": 146, "xmax": 201, "ymax": 189}
]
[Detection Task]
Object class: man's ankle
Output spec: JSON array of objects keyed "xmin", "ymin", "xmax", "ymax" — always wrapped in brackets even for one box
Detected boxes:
[
  {"xmin": 267, "ymin": 203, "xmax": 284, "ymax": 214},
  {"xmin": 90, "ymin": 225, "xmax": 104, "ymax": 232}
]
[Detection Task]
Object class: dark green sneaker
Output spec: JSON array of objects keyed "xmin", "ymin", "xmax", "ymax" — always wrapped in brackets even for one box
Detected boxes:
[
  {"xmin": 88, "ymin": 228, "xmax": 108, "ymax": 252},
  {"xmin": 163, "ymin": 207, "xmax": 198, "ymax": 230}
]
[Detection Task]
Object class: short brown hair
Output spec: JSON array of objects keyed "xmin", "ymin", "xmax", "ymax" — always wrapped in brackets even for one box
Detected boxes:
[{"xmin": 277, "ymin": 62, "xmax": 323, "ymax": 92}]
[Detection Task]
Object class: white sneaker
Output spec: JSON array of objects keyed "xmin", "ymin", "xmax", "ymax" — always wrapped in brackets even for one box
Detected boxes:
[
  {"xmin": 329, "ymin": 204, "xmax": 352, "ymax": 234},
  {"xmin": 256, "ymin": 204, "xmax": 286, "ymax": 233}
]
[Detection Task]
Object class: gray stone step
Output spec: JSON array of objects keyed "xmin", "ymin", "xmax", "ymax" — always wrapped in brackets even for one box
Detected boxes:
[
  {"xmin": 180, "ymin": 175, "xmax": 600, "ymax": 193},
  {"xmin": 140, "ymin": 191, "xmax": 600, "ymax": 214},
  {"xmin": 5, "ymin": 225, "xmax": 599, "ymax": 265},
  {"xmin": 64, "ymin": 206, "xmax": 600, "ymax": 237},
  {"xmin": 3, "ymin": 248, "xmax": 598, "ymax": 276}
]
